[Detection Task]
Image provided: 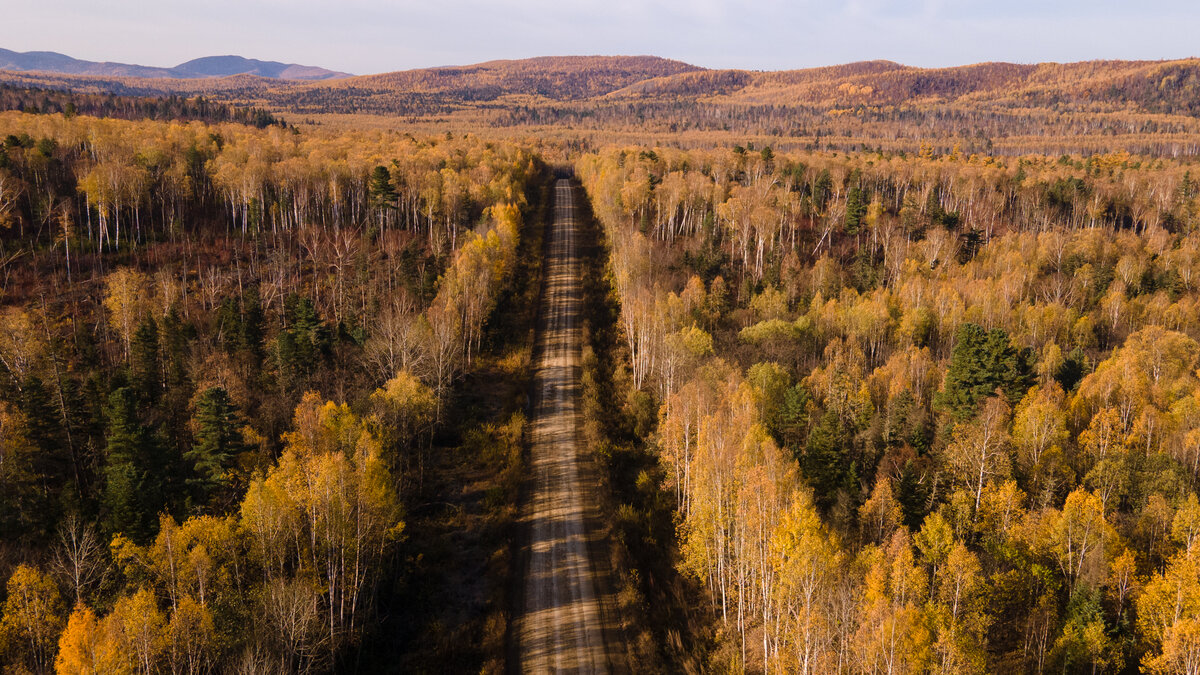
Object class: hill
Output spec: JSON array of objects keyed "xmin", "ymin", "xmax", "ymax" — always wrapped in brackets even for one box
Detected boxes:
[
  {"xmin": 4, "ymin": 54, "xmax": 1200, "ymax": 155},
  {"xmin": 337, "ymin": 55, "xmax": 701, "ymax": 99},
  {"xmin": 0, "ymin": 54, "xmax": 698, "ymax": 104},
  {"xmin": 171, "ymin": 55, "xmax": 350, "ymax": 80},
  {"xmin": 0, "ymin": 48, "xmax": 349, "ymax": 80},
  {"xmin": 608, "ymin": 58, "xmax": 1200, "ymax": 114},
  {"xmin": 6, "ymin": 53, "xmax": 1200, "ymax": 113}
]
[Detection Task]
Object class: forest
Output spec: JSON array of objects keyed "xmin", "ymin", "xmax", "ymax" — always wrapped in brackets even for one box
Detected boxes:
[
  {"xmin": 5, "ymin": 58, "xmax": 1200, "ymax": 673},
  {"xmin": 0, "ymin": 85, "xmax": 286, "ymax": 128},
  {"xmin": 0, "ymin": 106, "xmax": 544, "ymax": 672},
  {"xmin": 575, "ymin": 142, "xmax": 1200, "ymax": 672}
]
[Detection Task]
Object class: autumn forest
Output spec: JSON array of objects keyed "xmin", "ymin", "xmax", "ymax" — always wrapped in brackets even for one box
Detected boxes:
[{"xmin": 3, "ymin": 50, "xmax": 1200, "ymax": 674}]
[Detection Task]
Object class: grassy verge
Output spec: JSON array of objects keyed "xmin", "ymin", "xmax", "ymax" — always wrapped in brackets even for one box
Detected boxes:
[{"xmin": 358, "ymin": 164, "xmax": 549, "ymax": 673}]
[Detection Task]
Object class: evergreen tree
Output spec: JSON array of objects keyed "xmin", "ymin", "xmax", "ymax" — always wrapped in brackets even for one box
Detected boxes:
[
  {"xmin": 0, "ymin": 404, "xmax": 39, "ymax": 540},
  {"xmin": 21, "ymin": 375, "xmax": 65, "ymax": 456},
  {"xmin": 277, "ymin": 295, "xmax": 330, "ymax": 392},
  {"xmin": 1180, "ymin": 170, "xmax": 1196, "ymax": 201},
  {"xmin": 895, "ymin": 459, "xmax": 931, "ymax": 530},
  {"xmin": 77, "ymin": 374, "xmax": 109, "ymax": 488},
  {"xmin": 185, "ymin": 387, "xmax": 242, "ymax": 509},
  {"xmin": 160, "ymin": 308, "xmax": 195, "ymax": 468},
  {"xmin": 215, "ymin": 296, "xmax": 241, "ymax": 355},
  {"xmin": 935, "ymin": 323, "xmax": 1035, "ymax": 421},
  {"xmin": 926, "ymin": 187, "xmax": 945, "ymax": 227},
  {"xmin": 102, "ymin": 387, "xmax": 162, "ymax": 541},
  {"xmin": 160, "ymin": 308, "xmax": 191, "ymax": 393},
  {"xmin": 18, "ymin": 374, "xmax": 71, "ymax": 526},
  {"xmin": 776, "ymin": 382, "xmax": 812, "ymax": 454},
  {"xmin": 883, "ymin": 389, "xmax": 916, "ymax": 448},
  {"xmin": 368, "ymin": 165, "xmax": 397, "ymax": 222},
  {"xmin": 844, "ymin": 185, "xmax": 867, "ymax": 235},
  {"xmin": 851, "ymin": 245, "xmax": 878, "ymax": 291},
  {"xmin": 240, "ymin": 287, "xmax": 265, "ymax": 362},
  {"xmin": 58, "ymin": 376, "xmax": 99, "ymax": 503},
  {"xmin": 812, "ymin": 169, "xmax": 832, "ymax": 211},
  {"xmin": 1055, "ymin": 347, "xmax": 1089, "ymax": 393},
  {"xmin": 130, "ymin": 316, "xmax": 160, "ymax": 404},
  {"xmin": 958, "ymin": 229, "xmax": 983, "ymax": 263},
  {"xmin": 803, "ymin": 409, "xmax": 853, "ymax": 508}
]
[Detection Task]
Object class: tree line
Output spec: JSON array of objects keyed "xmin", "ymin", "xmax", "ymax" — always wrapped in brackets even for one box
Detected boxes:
[{"xmin": 0, "ymin": 85, "xmax": 286, "ymax": 128}]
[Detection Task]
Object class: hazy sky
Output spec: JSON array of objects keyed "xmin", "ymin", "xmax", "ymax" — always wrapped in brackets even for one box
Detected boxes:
[{"xmin": 6, "ymin": 0, "xmax": 1198, "ymax": 75}]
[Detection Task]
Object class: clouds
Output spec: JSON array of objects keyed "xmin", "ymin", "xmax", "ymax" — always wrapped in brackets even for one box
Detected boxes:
[{"xmin": 5, "ymin": 0, "xmax": 1197, "ymax": 74}]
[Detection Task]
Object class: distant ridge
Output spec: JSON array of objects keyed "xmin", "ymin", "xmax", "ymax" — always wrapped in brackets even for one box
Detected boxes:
[
  {"xmin": 3, "ymin": 53, "xmax": 1200, "ymax": 120},
  {"xmin": 0, "ymin": 48, "xmax": 350, "ymax": 81},
  {"xmin": 337, "ymin": 55, "xmax": 703, "ymax": 100}
]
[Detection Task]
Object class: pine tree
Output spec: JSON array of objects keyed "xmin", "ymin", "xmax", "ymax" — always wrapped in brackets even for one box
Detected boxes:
[
  {"xmin": 0, "ymin": 403, "xmax": 39, "ymax": 539},
  {"xmin": 277, "ymin": 295, "xmax": 330, "ymax": 392},
  {"xmin": 160, "ymin": 309, "xmax": 195, "ymax": 473},
  {"xmin": 368, "ymin": 165, "xmax": 397, "ymax": 223},
  {"xmin": 812, "ymin": 169, "xmax": 832, "ymax": 212},
  {"xmin": 777, "ymin": 382, "xmax": 812, "ymax": 455},
  {"xmin": 186, "ymin": 387, "xmax": 242, "ymax": 509},
  {"xmin": 19, "ymin": 374, "xmax": 70, "ymax": 529},
  {"xmin": 1180, "ymin": 170, "xmax": 1196, "ymax": 201},
  {"xmin": 935, "ymin": 323, "xmax": 1034, "ymax": 421},
  {"xmin": 131, "ymin": 316, "xmax": 161, "ymax": 404},
  {"xmin": 803, "ymin": 409, "xmax": 851, "ymax": 508},
  {"xmin": 927, "ymin": 187, "xmax": 945, "ymax": 227},
  {"xmin": 215, "ymin": 297, "xmax": 241, "ymax": 355},
  {"xmin": 895, "ymin": 459, "xmax": 931, "ymax": 529},
  {"xmin": 844, "ymin": 185, "xmax": 867, "ymax": 235},
  {"xmin": 102, "ymin": 387, "xmax": 161, "ymax": 541},
  {"xmin": 160, "ymin": 308, "xmax": 191, "ymax": 392},
  {"xmin": 240, "ymin": 287, "xmax": 265, "ymax": 362}
]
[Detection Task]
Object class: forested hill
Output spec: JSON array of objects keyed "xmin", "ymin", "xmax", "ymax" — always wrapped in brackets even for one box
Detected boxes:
[
  {"xmin": 5, "ymin": 55, "xmax": 1200, "ymax": 113},
  {"xmin": 6, "ymin": 55, "xmax": 1200, "ymax": 155},
  {"xmin": 337, "ymin": 55, "xmax": 702, "ymax": 100},
  {"xmin": 0, "ymin": 55, "xmax": 701, "ymax": 101},
  {"xmin": 609, "ymin": 58, "xmax": 1200, "ymax": 115},
  {"xmin": 7, "ymin": 55, "xmax": 1200, "ymax": 111}
]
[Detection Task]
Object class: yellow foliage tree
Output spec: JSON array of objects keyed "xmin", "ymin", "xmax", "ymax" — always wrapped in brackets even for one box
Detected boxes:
[
  {"xmin": 103, "ymin": 267, "xmax": 150, "ymax": 362},
  {"xmin": 0, "ymin": 564, "xmax": 65, "ymax": 674},
  {"xmin": 55, "ymin": 604, "xmax": 102, "ymax": 675}
]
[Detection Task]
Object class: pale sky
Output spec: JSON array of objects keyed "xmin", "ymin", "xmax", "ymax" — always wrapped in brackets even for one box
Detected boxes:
[{"xmin": 6, "ymin": 0, "xmax": 1198, "ymax": 75}]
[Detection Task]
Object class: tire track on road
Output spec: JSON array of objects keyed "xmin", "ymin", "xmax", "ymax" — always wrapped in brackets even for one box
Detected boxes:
[{"xmin": 516, "ymin": 179, "xmax": 622, "ymax": 674}]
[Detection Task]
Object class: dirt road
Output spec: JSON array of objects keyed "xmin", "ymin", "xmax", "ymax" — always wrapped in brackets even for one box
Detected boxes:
[{"xmin": 515, "ymin": 179, "xmax": 622, "ymax": 673}]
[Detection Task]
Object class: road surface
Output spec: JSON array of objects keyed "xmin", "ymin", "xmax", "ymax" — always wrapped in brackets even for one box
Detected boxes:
[{"xmin": 516, "ymin": 179, "xmax": 622, "ymax": 673}]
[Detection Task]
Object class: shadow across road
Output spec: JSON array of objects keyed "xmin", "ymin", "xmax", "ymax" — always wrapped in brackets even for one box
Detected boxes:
[{"xmin": 514, "ymin": 180, "xmax": 625, "ymax": 674}]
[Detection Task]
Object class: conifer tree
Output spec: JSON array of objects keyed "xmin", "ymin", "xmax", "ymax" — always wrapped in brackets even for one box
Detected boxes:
[
  {"xmin": 936, "ymin": 323, "xmax": 1034, "ymax": 421},
  {"xmin": 844, "ymin": 185, "xmax": 867, "ymax": 235},
  {"xmin": 369, "ymin": 165, "xmax": 397, "ymax": 224},
  {"xmin": 19, "ymin": 374, "xmax": 71, "ymax": 524},
  {"xmin": 131, "ymin": 316, "xmax": 160, "ymax": 404},
  {"xmin": 185, "ymin": 387, "xmax": 242, "ymax": 509},
  {"xmin": 102, "ymin": 387, "xmax": 161, "ymax": 541},
  {"xmin": 240, "ymin": 287, "xmax": 265, "ymax": 362}
]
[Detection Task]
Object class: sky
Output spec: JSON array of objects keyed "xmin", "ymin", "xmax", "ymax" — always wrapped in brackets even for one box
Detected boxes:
[{"xmin": 5, "ymin": 0, "xmax": 1199, "ymax": 75}]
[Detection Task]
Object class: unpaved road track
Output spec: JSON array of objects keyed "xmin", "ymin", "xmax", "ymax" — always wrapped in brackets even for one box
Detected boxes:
[{"xmin": 516, "ymin": 180, "xmax": 622, "ymax": 673}]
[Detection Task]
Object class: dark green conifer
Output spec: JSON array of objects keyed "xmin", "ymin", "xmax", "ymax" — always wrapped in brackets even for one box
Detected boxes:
[{"xmin": 186, "ymin": 386, "xmax": 242, "ymax": 509}]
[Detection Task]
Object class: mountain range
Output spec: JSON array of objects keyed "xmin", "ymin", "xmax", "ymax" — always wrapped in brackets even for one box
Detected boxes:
[{"xmin": 0, "ymin": 48, "xmax": 350, "ymax": 80}]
